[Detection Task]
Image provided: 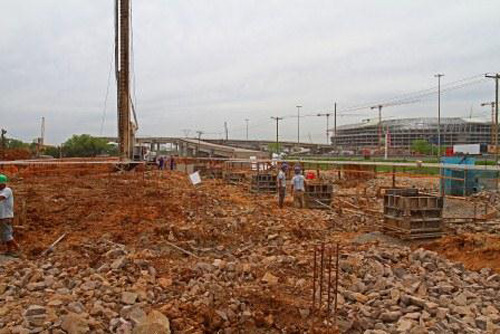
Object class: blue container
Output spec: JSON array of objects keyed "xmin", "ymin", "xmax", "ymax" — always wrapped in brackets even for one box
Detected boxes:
[{"xmin": 441, "ymin": 156, "xmax": 476, "ymax": 196}]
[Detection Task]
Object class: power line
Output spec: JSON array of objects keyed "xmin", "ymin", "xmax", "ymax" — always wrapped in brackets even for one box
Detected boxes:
[{"xmin": 100, "ymin": 51, "xmax": 114, "ymax": 135}]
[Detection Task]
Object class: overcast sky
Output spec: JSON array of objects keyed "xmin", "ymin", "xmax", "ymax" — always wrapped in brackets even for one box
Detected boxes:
[{"xmin": 1, "ymin": 0, "xmax": 499, "ymax": 144}]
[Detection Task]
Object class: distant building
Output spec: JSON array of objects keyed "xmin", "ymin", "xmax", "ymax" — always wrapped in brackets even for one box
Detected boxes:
[{"xmin": 332, "ymin": 117, "xmax": 493, "ymax": 150}]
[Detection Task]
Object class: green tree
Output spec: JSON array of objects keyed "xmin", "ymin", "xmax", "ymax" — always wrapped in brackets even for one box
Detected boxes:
[
  {"xmin": 43, "ymin": 146, "xmax": 61, "ymax": 158},
  {"xmin": 6, "ymin": 138, "xmax": 30, "ymax": 149},
  {"xmin": 62, "ymin": 134, "xmax": 118, "ymax": 157},
  {"xmin": 411, "ymin": 139, "xmax": 432, "ymax": 155},
  {"xmin": 267, "ymin": 143, "xmax": 282, "ymax": 154}
]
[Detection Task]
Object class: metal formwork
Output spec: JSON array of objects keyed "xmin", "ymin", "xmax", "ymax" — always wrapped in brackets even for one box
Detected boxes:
[
  {"xmin": 250, "ymin": 173, "xmax": 277, "ymax": 193},
  {"xmin": 194, "ymin": 164, "xmax": 223, "ymax": 179},
  {"xmin": 223, "ymin": 171, "xmax": 247, "ymax": 183},
  {"xmin": 305, "ymin": 182, "xmax": 333, "ymax": 209},
  {"xmin": 383, "ymin": 189, "xmax": 443, "ymax": 239}
]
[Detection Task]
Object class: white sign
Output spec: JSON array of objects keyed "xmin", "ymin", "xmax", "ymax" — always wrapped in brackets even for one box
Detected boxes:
[
  {"xmin": 189, "ymin": 171, "xmax": 202, "ymax": 185},
  {"xmin": 453, "ymin": 144, "xmax": 480, "ymax": 155}
]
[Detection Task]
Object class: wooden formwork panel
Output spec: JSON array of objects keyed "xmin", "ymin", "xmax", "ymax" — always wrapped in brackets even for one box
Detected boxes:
[
  {"xmin": 383, "ymin": 189, "xmax": 443, "ymax": 239},
  {"xmin": 223, "ymin": 171, "xmax": 247, "ymax": 183},
  {"xmin": 250, "ymin": 173, "xmax": 277, "ymax": 193},
  {"xmin": 305, "ymin": 182, "xmax": 333, "ymax": 209}
]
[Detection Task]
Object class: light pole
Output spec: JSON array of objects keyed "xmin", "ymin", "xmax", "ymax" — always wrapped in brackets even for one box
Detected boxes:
[
  {"xmin": 245, "ymin": 119, "xmax": 249, "ymax": 140},
  {"xmin": 435, "ymin": 74, "xmax": 444, "ymax": 159},
  {"xmin": 485, "ymin": 73, "xmax": 500, "ymax": 165},
  {"xmin": 271, "ymin": 116, "xmax": 283, "ymax": 154},
  {"xmin": 296, "ymin": 105, "xmax": 302, "ymax": 145},
  {"xmin": 317, "ymin": 113, "xmax": 332, "ymax": 145}
]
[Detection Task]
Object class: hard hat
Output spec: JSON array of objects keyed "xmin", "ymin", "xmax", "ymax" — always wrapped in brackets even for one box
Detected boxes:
[{"xmin": 0, "ymin": 174, "xmax": 8, "ymax": 183}]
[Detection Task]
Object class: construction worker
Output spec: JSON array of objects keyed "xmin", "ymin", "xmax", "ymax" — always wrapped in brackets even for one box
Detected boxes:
[
  {"xmin": 291, "ymin": 167, "xmax": 306, "ymax": 208},
  {"xmin": 158, "ymin": 156, "xmax": 165, "ymax": 170},
  {"xmin": 0, "ymin": 174, "xmax": 20, "ymax": 257},
  {"xmin": 169, "ymin": 155, "xmax": 176, "ymax": 171},
  {"xmin": 277, "ymin": 164, "xmax": 288, "ymax": 208}
]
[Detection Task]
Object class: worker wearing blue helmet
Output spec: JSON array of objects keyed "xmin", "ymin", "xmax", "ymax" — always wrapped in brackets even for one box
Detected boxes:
[{"xmin": 277, "ymin": 163, "xmax": 288, "ymax": 208}]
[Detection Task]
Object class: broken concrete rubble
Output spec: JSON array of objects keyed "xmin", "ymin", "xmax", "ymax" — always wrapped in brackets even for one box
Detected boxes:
[{"xmin": 0, "ymin": 168, "xmax": 499, "ymax": 333}]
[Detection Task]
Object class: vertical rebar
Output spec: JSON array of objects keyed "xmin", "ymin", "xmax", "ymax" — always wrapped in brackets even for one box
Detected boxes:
[
  {"xmin": 319, "ymin": 243, "xmax": 325, "ymax": 311},
  {"xmin": 334, "ymin": 243, "xmax": 339, "ymax": 322},
  {"xmin": 327, "ymin": 248, "xmax": 333, "ymax": 328},
  {"xmin": 312, "ymin": 246, "xmax": 317, "ymax": 314}
]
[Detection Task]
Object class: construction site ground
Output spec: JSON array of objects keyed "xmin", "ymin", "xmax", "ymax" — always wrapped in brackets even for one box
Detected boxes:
[{"xmin": 1, "ymin": 164, "xmax": 500, "ymax": 333}]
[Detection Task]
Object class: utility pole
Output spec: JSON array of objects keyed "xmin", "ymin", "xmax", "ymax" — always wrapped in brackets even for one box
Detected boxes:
[
  {"xmin": 370, "ymin": 105, "xmax": 383, "ymax": 150},
  {"xmin": 116, "ymin": 0, "xmax": 134, "ymax": 160},
  {"xmin": 296, "ymin": 105, "xmax": 302, "ymax": 145},
  {"xmin": 224, "ymin": 122, "xmax": 228, "ymax": 141},
  {"xmin": 334, "ymin": 102, "xmax": 337, "ymax": 152},
  {"xmin": 486, "ymin": 73, "xmax": 500, "ymax": 165},
  {"xmin": 271, "ymin": 116, "xmax": 283, "ymax": 155},
  {"xmin": 481, "ymin": 102, "xmax": 497, "ymax": 145},
  {"xmin": 435, "ymin": 74, "xmax": 444, "ymax": 159},
  {"xmin": 196, "ymin": 131, "xmax": 203, "ymax": 156},
  {"xmin": 1, "ymin": 129, "xmax": 6, "ymax": 160},
  {"xmin": 245, "ymin": 119, "xmax": 249, "ymax": 140},
  {"xmin": 317, "ymin": 112, "xmax": 332, "ymax": 145},
  {"xmin": 40, "ymin": 117, "xmax": 45, "ymax": 147}
]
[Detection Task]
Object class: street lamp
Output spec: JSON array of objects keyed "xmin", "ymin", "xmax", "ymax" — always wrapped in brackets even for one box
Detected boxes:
[
  {"xmin": 296, "ymin": 105, "xmax": 302, "ymax": 145},
  {"xmin": 434, "ymin": 73, "xmax": 444, "ymax": 159}
]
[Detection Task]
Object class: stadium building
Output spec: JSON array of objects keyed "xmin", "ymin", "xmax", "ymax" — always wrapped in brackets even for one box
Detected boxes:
[{"xmin": 333, "ymin": 117, "xmax": 494, "ymax": 150}]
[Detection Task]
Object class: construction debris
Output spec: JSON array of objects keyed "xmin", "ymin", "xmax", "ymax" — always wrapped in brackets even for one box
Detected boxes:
[{"xmin": 0, "ymin": 163, "xmax": 499, "ymax": 333}]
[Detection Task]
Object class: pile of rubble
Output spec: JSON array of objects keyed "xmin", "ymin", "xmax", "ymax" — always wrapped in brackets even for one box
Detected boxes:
[
  {"xmin": 338, "ymin": 244, "xmax": 500, "ymax": 333},
  {"xmin": 0, "ymin": 240, "xmax": 173, "ymax": 334},
  {"xmin": 1, "ymin": 168, "xmax": 499, "ymax": 333},
  {"xmin": 447, "ymin": 219, "xmax": 500, "ymax": 234}
]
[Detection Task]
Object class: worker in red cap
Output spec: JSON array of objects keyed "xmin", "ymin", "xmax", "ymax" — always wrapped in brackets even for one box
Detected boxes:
[{"xmin": 0, "ymin": 174, "xmax": 20, "ymax": 257}]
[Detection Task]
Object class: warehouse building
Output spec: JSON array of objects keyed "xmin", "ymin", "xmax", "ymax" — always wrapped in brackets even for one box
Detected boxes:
[{"xmin": 333, "ymin": 117, "xmax": 493, "ymax": 150}]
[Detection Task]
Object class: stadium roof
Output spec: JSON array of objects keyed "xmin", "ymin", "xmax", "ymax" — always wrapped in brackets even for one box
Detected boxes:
[{"xmin": 336, "ymin": 117, "xmax": 490, "ymax": 131}]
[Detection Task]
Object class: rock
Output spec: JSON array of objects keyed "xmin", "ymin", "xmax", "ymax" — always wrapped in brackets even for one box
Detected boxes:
[
  {"xmin": 261, "ymin": 272, "xmax": 279, "ymax": 285},
  {"xmin": 397, "ymin": 318, "xmax": 414, "ymax": 332},
  {"xmin": 133, "ymin": 310, "xmax": 171, "ymax": 334},
  {"xmin": 298, "ymin": 308, "xmax": 310, "ymax": 319},
  {"xmin": 67, "ymin": 301, "xmax": 86, "ymax": 314},
  {"xmin": 111, "ymin": 256, "xmax": 128, "ymax": 270},
  {"xmin": 345, "ymin": 291, "xmax": 369, "ymax": 303},
  {"xmin": 475, "ymin": 316, "xmax": 489, "ymax": 330},
  {"xmin": 61, "ymin": 313, "xmax": 90, "ymax": 334},
  {"xmin": 158, "ymin": 277, "xmax": 173, "ymax": 288},
  {"xmin": 453, "ymin": 293, "xmax": 467, "ymax": 306},
  {"xmin": 436, "ymin": 307, "xmax": 448, "ymax": 320},
  {"xmin": 122, "ymin": 291, "xmax": 138, "ymax": 305},
  {"xmin": 380, "ymin": 311, "xmax": 402, "ymax": 323},
  {"xmin": 24, "ymin": 305, "xmax": 46, "ymax": 317},
  {"xmin": 121, "ymin": 306, "xmax": 146, "ymax": 324},
  {"xmin": 402, "ymin": 295, "xmax": 425, "ymax": 308},
  {"xmin": 105, "ymin": 248, "xmax": 127, "ymax": 258}
]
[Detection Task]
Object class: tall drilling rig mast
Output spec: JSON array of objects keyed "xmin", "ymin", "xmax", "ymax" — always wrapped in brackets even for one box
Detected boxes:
[{"xmin": 115, "ymin": 0, "xmax": 136, "ymax": 160}]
